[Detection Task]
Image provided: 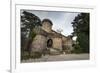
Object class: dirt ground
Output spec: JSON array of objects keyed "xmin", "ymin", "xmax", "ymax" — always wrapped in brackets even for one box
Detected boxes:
[{"xmin": 22, "ymin": 53, "xmax": 89, "ymax": 63}]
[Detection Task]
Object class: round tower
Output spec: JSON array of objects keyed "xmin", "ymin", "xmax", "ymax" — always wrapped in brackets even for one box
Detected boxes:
[{"xmin": 42, "ymin": 19, "xmax": 53, "ymax": 32}]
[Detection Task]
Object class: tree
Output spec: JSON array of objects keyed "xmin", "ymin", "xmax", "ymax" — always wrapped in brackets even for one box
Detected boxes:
[
  {"xmin": 21, "ymin": 11, "xmax": 42, "ymax": 55},
  {"xmin": 72, "ymin": 13, "xmax": 90, "ymax": 53}
]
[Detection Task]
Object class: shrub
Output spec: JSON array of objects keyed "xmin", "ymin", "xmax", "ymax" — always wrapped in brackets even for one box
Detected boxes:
[
  {"xmin": 72, "ymin": 44, "xmax": 83, "ymax": 54},
  {"xmin": 21, "ymin": 51, "xmax": 30, "ymax": 60},
  {"xmin": 21, "ymin": 50, "xmax": 42, "ymax": 60},
  {"xmin": 30, "ymin": 52, "xmax": 42, "ymax": 59}
]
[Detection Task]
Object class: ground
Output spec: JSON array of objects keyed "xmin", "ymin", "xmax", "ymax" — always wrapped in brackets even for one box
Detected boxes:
[{"xmin": 22, "ymin": 54, "xmax": 89, "ymax": 63}]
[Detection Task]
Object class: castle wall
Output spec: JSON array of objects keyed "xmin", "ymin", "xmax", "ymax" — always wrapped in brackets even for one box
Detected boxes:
[
  {"xmin": 52, "ymin": 37, "xmax": 62, "ymax": 50},
  {"xmin": 31, "ymin": 34, "xmax": 47, "ymax": 52},
  {"xmin": 62, "ymin": 36, "xmax": 73, "ymax": 51}
]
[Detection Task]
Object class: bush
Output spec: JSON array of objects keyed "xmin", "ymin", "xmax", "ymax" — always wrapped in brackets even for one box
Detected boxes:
[
  {"xmin": 21, "ymin": 50, "xmax": 42, "ymax": 60},
  {"xmin": 30, "ymin": 52, "xmax": 42, "ymax": 59},
  {"xmin": 21, "ymin": 51, "xmax": 30, "ymax": 60},
  {"xmin": 72, "ymin": 44, "xmax": 83, "ymax": 54}
]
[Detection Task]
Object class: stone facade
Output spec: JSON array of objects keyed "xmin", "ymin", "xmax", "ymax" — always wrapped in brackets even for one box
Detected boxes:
[
  {"xmin": 32, "ymin": 34, "xmax": 47, "ymax": 52},
  {"xmin": 52, "ymin": 37, "xmax": 62, "ymax": 50},
  {"xmin": 31, "ymin": 19, "xmax": 73, "ymax": 54}
]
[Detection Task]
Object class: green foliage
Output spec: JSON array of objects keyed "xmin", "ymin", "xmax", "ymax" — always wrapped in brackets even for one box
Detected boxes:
[
  {"xmin": 21, "ymin": 10, "xmax": 42, "ymax": 59},
  {"xmin": 29, "ymin": 31, "xmax": 36, "ymax": 40},
  {"xmin": 30, "ymin": 52, "xmax": 42, "ymax": 59},
  {"xmin": 72, "ymin": 44, "xmax": 82, "ymax": 54},
  {"xmin": 72, "ymin": 13, "xmax": 90, "ymax": 53},
  {"xmin": 21, "ymin": 51, "xmax": 42, "ymax": 60},
  {"xmin": 21, "ymin": 51, "xmax": 30, "ymax": 60}
]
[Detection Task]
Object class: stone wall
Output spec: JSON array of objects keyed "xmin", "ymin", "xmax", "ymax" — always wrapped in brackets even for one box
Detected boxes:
[
  {"xmin": 52, "ymin": 37, "xmax": 62, "ymax": 50},
  {"xmin": 62, "ymin": 36, "xmax": 73, "ymax": 52},
  {"xmin": 31, "ymin": 34, "xmax": 47, "ymax": 52}
]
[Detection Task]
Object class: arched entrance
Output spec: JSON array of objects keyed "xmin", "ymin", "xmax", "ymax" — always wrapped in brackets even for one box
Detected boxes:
[{"xmin": 47, "ymin": 39, "xmax": 53, "ymax": 48}]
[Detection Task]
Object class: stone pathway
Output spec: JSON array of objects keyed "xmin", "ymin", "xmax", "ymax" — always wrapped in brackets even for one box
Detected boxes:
[{"xmin": 22, "ymin": 54, "xmax": 89, "ymax": 63}]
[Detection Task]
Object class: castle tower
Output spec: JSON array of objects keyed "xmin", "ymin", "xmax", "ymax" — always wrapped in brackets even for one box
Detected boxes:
[{"xmin": 41, "ymin": 19, "xmax": 53, "ymax": 32}]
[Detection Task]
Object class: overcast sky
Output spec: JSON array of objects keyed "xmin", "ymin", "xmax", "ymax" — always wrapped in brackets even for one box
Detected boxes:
[{"xmin": 22, "ymin": 10, "xmax": 80, "ymax": 36}]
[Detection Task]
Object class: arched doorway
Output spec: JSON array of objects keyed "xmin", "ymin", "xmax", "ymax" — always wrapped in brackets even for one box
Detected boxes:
[{"xmin": 47, "ymin": 39, "xmax": 53, "ymax": 48}]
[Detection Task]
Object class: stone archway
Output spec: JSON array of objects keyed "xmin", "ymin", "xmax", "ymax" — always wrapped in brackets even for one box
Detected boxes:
[{"xmin": 47, "ymin": 39, "xmax": 53, "ymax": 48}]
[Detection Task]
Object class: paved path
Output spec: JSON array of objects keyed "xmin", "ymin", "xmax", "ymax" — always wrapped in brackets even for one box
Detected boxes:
[{"xmin": 22, "ymin": 54, "xmax": 89, "ymax": 63}]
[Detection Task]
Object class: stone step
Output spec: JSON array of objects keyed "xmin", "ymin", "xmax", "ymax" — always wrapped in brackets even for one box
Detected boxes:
[{"xmin": 49, "ymin": 48, "xmax": 61, "ymax": 55}]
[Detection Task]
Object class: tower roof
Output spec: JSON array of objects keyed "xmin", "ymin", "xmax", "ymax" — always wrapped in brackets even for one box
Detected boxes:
[{"xmin": 42, "ymin": 19, "xmax": 53, "ymax": 25}]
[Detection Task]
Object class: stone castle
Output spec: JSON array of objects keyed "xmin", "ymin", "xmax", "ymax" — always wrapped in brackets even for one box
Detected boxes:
[{"xmin": 31, "ymin": 19, "xmax": 73, "ymax": 55}]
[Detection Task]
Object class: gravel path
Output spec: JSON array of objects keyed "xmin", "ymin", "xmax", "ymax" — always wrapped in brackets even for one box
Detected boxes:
[{"xmin": 22, "ymin": 54, "xmax": 89, "ymax": 63}]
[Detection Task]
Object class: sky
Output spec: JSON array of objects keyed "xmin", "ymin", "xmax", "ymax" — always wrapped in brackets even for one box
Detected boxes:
[{"xmin": 22, "ymin": 10, "xmax": 80, "ymax": 36}]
